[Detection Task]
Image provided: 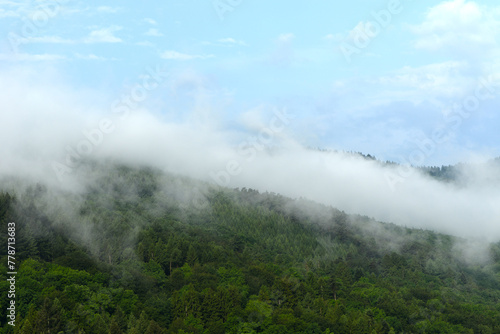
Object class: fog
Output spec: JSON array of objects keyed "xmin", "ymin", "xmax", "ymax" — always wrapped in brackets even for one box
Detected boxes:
[{"xmin": 1, "ymin": 67, "xmax": 500, "ymax": 242}]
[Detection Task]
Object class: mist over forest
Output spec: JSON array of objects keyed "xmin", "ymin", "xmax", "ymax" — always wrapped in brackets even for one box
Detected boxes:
[
  {"xmin": 2, "ymin": 0, "xmax": 500, "ymax": 333},
  {"xmin": 2, "ymin": 156, "xmax": 500, "ymax": 333},
  {"xmin": 1, "ymin": 66, "xmax": 500, "ymax": 333},
  {"xmin": 2, "ymin": 68, "xmax": 500, "ymax": 242}
]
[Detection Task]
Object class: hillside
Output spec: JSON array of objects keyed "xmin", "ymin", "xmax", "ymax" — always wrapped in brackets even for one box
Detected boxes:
[
  {"xmin": 320, "ymin": 149, "xmax": 500, "ymax": 185},
  {"xmin": 1, "ymin": 163, "xmax": 500, "ymax": 333}
]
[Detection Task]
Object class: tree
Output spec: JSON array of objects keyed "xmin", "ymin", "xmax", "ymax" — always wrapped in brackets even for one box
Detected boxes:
[
  {"xmin": 186, "ymin": 244, "xmax": 198, "ymax": 266},
  {"xmin": 145, "ymin": 320, "xmax": 164, "ymax": 334},
  {"xmin": 108, "ymin": 317, "xmax": 122, "ymax": 334}
]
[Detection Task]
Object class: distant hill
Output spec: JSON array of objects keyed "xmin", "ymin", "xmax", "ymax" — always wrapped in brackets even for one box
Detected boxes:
[{"xmin": 313, "ymin": 147, "xmax": 500, "ymax": 185}]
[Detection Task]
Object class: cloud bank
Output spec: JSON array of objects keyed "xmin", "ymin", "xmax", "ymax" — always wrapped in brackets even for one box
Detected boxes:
[{"xmin": 1, "ymin": 66, "xmax": 500, "ymax": 241}]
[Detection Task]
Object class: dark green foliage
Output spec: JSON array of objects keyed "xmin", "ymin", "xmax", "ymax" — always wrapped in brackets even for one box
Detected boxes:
[{"xmin": 0, "ymin": 164, "xmax": 499, "ymax": 333}]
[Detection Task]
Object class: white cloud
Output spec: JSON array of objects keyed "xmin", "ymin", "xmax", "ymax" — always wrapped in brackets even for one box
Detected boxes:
[
  {"xmin": 0, "ymin": 53, "xmax": 66, "ymax": 61},
  {"xmin": 0, "ymin": 0, "xmax": 27, "ymax": 18},
  {"xmin": 144, "ymin": 18, "xmax": 157, "ymax": 25},
  {"xmin": 411, "ymin": 0, "xmax": 500, "ymax": 55},
  {"xmin": 342, "ymin": 21, "xmax": 380, "ymax": 44},
  {"xmin": 324, "ymin": 33, "xmax": 343, "ymax": 42},
  {"xmin": 218, "ymin": 37, "xmax": 246, "ymax": 46},
  {"xmin": 160, "ymin": 50, "xmax": 214, "ymax": 61},
  {"xmin": 269, "ymin": 33, "xmax": 296, "ymax": 66},
  {"xmin": 377, "ymin": 61, "xmax": 471, "ymax": 100},
  {"xmin": 84, "ymin": 26, "xmax": 123, "ymax": 43},
  {"xmin": 278, "ymin": 33, "xmax": 295, "ymax": 43},
  {"xmin": 145, "ymin": 28, "xmax": 163, "ymax": 37},
  {"xmin": 75, "ymin": 53, "xmax": 106, "ymax": 61},
  {"xmin": 20, "ymin": 36, "xmax": 74, "ymax": 44},
  {"xmin": 325, "ymin": 60, "xmax": 498, "ymax": 112},
  {"xmin": 97, "ymin": 6, "xmax": 119, "ymax": 13},
  {"xmin": 0, "ymin": 8, "xmax": 17, "ymax": 18}
]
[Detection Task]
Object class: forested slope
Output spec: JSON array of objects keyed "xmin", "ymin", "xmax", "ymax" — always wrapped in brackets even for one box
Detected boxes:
[{"xmin": 1, "ymin": 164, "xmax": 500, "ymax": 333}]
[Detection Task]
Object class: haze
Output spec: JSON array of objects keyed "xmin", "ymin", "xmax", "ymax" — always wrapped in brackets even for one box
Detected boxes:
[{"xmin": 1, "ymin": 67, "xmax": 499, "ymax": 241}]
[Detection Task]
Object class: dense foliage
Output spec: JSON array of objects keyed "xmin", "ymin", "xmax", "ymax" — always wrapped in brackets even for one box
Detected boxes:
[{"xmin": 1, "ymin": 164, "xmax": 500, "ymax": 333}]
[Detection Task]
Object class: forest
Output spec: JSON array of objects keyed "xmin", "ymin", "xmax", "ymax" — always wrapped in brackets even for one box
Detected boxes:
[{"xmin": 1, "ymin": 162, "xmax": 500, "ymax": 333}]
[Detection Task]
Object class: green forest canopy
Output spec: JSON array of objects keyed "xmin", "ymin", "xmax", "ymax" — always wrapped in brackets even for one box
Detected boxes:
[{"xmin": 0, "ymin": 163, "xmax": 499, "ymax": 333}]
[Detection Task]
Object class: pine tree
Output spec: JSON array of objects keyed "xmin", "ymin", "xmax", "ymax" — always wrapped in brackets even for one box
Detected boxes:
[
  {"xmin": 186, "ymin": 244, "xmax": 198, "ymax": 266},
  {"xmin": 108, "ymin": 317, "xmax": 122, "ymax": 334},
  {"xmin": 145, "ymin": 320, "xmax": 164, "ymax": 334}
]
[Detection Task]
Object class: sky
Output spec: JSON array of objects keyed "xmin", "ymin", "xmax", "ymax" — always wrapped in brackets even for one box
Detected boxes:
[{"xmin": 1, "ymin": 0, "xmax": 499, "ymax": 166}]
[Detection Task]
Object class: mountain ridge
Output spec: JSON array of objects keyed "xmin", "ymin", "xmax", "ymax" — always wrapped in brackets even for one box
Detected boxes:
[{"xmin": 1, "ymin": 161, "xmax": 499, "ymax": 333}]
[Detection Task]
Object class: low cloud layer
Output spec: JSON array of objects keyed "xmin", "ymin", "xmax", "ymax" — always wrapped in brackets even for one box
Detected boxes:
[{"xmin": 1, "ymin": 68, "xmax": 500, "ymax": 241}]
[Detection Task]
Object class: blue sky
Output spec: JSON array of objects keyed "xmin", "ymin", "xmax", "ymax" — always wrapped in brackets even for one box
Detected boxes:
[{"xmin": 1, "ymin": 0, "xmax": 500, "ymax": 166}]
